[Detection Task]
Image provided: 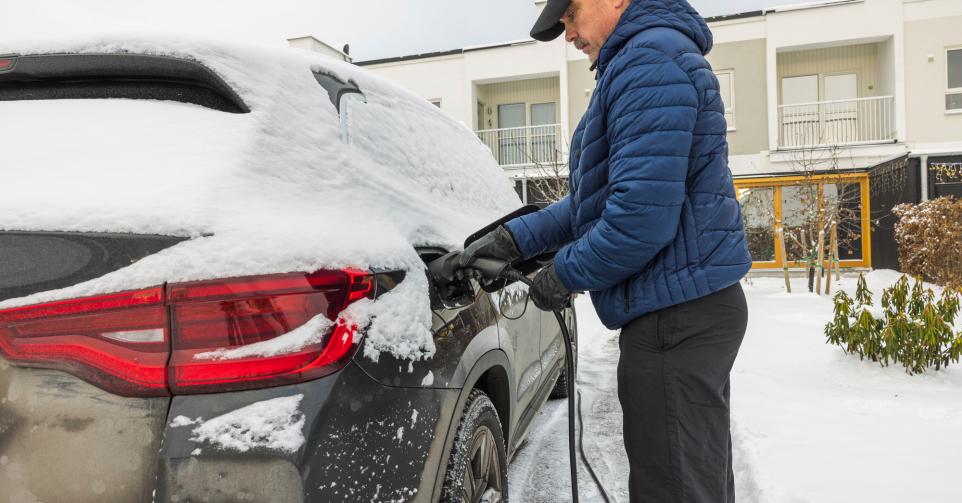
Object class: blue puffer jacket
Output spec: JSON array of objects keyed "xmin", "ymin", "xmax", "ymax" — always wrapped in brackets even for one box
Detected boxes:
[{"xmin": 505, "ymin": 0, "xmax": 752, "ymax": 329}]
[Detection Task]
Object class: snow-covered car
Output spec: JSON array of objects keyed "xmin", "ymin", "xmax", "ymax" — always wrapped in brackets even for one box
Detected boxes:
[{"xmin": 0, "ymin": 37, "xmax": 576, "ymax": 502}]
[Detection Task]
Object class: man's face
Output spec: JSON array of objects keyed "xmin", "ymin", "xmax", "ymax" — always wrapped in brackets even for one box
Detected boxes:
[{"xmin": 561, "ymin": 0, "xmax": 628, "ymax": 63}]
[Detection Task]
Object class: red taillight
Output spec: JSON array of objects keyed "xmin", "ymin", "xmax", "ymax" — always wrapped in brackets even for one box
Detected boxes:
[
  {"xmin": 168, "ymin": 269, "xmax": 374, "ymax": 394},
  {"xmin": 0, "ymin": 269, "xmax": 375, "ymax": 397},
  {"xmin": 0, "ymin": 57, "xmax": 15, "ymax": 72},
  {"xmin": 0, "ymin": 287, "xmax": 169, "ymax": 396}
]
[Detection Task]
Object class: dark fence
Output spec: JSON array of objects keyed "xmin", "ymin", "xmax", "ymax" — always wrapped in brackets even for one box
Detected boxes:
[
  {"xmin": 930, "ymin": 155, "xmax": 962, "ymax": 199},
  {"xmin": 869, "ymin": 156, "xmax": 918, "ymax": 271}
]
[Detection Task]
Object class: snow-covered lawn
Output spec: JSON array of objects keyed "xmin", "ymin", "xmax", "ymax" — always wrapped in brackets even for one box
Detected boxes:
[{"xmin": 509, "ymin": 270, "xmax": 962, "ymax": 502}]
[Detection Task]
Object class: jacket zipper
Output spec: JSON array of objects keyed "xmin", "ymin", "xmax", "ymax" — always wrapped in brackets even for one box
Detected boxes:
[{"xmin": 623, "ymin": 280, "xmax": 630, "ymax": 314}]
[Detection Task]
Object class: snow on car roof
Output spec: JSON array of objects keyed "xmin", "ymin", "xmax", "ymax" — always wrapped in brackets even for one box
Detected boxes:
[{"xmin": 0, "ymin": 35, "xmax": 522, "ymax": 361}]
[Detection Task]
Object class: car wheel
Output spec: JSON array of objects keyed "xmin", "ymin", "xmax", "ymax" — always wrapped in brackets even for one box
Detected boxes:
[
  {"xmin": 440, "ymin": 389, "xmax": 508, "ymax": 503},
  {"xmin": 549, "ymin": 366, "xmax": 571, "ymax": 399}
]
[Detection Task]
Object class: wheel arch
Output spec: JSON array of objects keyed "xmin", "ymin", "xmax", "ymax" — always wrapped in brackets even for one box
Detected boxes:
[{"xmin": 428, "ymin": 349, "xmax": 514, "ymax": 502}]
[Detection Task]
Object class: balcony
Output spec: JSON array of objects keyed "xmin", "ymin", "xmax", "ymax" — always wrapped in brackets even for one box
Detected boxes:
[
  {"xmin": 778, "ymin": 96, "xmax": 896, "ymax": 149},
  {"xmin": 476, "ymin": 124, "xmax": 565, "ymax": 168}
]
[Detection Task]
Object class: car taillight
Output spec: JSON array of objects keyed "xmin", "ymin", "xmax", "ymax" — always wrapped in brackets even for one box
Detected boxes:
[
  {"xmin": 167, "ymin": 269, "xmax": 374, "ymax": 394},
  {"xmin": 0, "ymin": 287, "xmax": 169, "ymax": 396},
  {"xmin": 0, "ymin": 269, "xmax": 375, "ymax": 397},
  {"xmin": 0, "ymin": 56, "xmax": 15, "ymax": 72}
]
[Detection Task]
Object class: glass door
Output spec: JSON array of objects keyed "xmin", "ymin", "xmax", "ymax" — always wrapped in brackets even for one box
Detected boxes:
[
  {"xmin": 823, "ymin": 73, "xmax": 858, "ymax": 144},
  {"xmin": 529, "ymin": 102, "xmax": 557, "ymax": 164},
  {"xmin": 780, "ymin": 75, "xmax": 820, "ymax": 147},
  {"xmin": 497, "ymin": 103, "xmax": 526, "ymax": 166}
]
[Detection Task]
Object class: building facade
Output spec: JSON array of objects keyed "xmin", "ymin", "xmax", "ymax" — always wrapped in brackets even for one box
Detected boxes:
[{"xmin": 348, "ymin": 0, "xmax": 962, "ymax": 270}]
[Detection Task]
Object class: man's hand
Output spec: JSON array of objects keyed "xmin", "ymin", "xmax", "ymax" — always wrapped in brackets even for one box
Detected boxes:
[
  {"xmin": 530, "ymin": 263, "xmax": 572, "ymax": 312},
  {"xmin": 459, "ymin": 226, "xmax": 521, "ymax": 268}
]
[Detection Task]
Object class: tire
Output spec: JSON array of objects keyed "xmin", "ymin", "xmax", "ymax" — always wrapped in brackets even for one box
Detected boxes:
[
  {"xmin": 440, "ymin": 389, "xmax": 508, "ymax": 503},
  {"xmin": 549, "ymin": 366, "xmax": 570, "ymax": 399}
]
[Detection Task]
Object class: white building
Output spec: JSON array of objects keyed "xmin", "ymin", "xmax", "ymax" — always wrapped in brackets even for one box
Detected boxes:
[{"xmin": 300, "ymin": 0, "xmax": 961, "ymax": 271}]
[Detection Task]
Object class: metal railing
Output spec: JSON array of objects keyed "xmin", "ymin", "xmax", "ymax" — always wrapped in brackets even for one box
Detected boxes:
[
  {"xmin": 476, "ymin": 124, "xmax": 564, "ymax": 167},
  {"xmin": 778, "ymin": 96, "xmax": 896, "ymax": 149}
]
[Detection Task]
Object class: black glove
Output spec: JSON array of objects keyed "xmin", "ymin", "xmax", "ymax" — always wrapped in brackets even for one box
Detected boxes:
[
  {"xmin": 459, "ymin": 225, "xmax": 521, "ymax": 269},
  {"xmin": 530, "ymin": 263, "xmax": 572, "ymax": 312}
]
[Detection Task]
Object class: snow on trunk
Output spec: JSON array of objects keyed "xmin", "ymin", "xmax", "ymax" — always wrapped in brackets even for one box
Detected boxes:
[{"xmin": 187, "ymin": 394, "xmax": 307, "ymax": 454}]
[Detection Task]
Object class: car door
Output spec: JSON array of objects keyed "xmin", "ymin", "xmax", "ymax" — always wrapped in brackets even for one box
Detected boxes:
[
  {"xmin": 494, "ymin": 276, "xmax": 542, "ymax": 442},
  {"xmin": 540, "ymin": 305, "xmax": 568, "ymax": 382}
]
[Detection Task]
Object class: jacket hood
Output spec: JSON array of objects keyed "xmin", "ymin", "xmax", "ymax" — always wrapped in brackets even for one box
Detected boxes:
[{"xmin": 597, "ymin": 0, "xmax": 713, "ymax": 74}]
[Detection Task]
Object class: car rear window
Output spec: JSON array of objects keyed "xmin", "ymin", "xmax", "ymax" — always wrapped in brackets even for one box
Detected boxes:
[
  {"xmin": 0, "ymin": 53, "xmax": 249, "ymax": 113},
  {"xmin": 0, "ymin": 231, "xmax": 187, "ymax": 302}
]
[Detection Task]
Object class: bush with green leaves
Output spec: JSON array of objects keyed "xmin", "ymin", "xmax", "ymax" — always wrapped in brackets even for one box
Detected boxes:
[{"xmin": 825, "ymin": 274, "xmax": 962, "ymax": 375}]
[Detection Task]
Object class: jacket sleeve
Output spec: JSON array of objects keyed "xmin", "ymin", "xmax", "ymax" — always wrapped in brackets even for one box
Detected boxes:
[
  {"xmin": 504, "ymin": 195, "xmax": 574, "ymax": 260},
  {"xmin": 553, "ymin": 49, "xmax": 697, "ymax": 292}
]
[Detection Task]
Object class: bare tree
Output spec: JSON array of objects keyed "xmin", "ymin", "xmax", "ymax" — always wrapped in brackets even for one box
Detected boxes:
[
  {"xmin": 520, "ymin": 130, "xmax": 570, "ymax": 206},
  {"xmin": 741, "ymin": 128, "xmax": 866, "ymax": 267}
]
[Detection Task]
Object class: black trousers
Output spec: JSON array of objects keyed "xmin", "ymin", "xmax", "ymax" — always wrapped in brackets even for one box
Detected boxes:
[{"xmin": 617, "ymin": 282, "xmax": 748, "ymax": 503}]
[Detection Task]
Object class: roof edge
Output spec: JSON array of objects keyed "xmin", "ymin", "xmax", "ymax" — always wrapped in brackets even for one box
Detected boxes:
[
  {"xmin": 355, "ymin": 48, "xmax": 464, "ymax": 67},
  {"xmin": 704, "ymin": 10, "xmax": 766, "ymax": 23}
]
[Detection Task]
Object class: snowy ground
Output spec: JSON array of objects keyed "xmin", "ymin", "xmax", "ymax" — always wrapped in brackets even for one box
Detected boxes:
[{"xmin": 509, "ymin": 270, "xmax": 962, "ymax": 502}]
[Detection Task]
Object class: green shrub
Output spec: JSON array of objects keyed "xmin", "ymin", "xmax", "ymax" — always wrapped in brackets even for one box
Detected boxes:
[{"xmin": 824, "ymin": 274, "xmax": 962, "ymax": 375}]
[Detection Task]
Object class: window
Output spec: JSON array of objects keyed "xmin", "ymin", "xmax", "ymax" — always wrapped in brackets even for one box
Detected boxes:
[
  {"xmin": 738, "ymin": 187, "xmax": 775, "ymax": 262},
  {"xmin": 715, "ymin": 70, "xmax": 735, "ymax": 131},
  {"xmin": 947, "ymin": 48, "xmax": 962, "ymax": 112},
  {"xmin": 429, "ymin": 99, "xmax": 442, "ymax": 108}
]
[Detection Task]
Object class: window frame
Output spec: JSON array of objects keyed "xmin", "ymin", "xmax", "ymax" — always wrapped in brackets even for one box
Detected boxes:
[
  {"xmin": 733, "ymin": 173, "xmax": 872, "ymax": 270},
  {"xmin": 946, "ymin": 46, "xmax": 962, "ymax": 114},
  {"xmin": 714, "ymin": 69, "xmax": 736, "ymax": 132}
]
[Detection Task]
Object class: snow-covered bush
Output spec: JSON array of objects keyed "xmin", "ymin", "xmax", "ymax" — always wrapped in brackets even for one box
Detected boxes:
[
  {"xmin": 893, "ymin": 197, "xmax": 962, "ymax": 290},
  {"xmin": 825, "ymin": 274, "xmax": 962, "ymax": 375}
]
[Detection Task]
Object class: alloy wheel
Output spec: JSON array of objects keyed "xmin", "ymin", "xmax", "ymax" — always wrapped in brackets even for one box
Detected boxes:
[{"xmin": 459, "ymin": 425, "xmax": 504, "ymax": 503}]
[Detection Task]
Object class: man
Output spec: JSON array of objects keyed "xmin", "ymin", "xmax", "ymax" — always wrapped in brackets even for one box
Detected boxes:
[{"xmin": 460, "ymin": 0, "xmax": 752, "ymax": 501}]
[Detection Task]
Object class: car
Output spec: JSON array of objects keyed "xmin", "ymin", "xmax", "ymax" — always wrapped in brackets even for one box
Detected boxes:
[{"xmin": 0, "ymin": 36, "xmax": 576, "ymax": 503}]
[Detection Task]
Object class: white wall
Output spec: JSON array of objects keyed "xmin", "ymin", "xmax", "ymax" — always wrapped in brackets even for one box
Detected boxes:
[
  {"xmin": 903, "ymin": 13, "xmax": 962, "ymax": 145},
  {"xmin": 711, "ymin": 16, "xmax": 767, "ymax": 45},
  {"xmin": 878, "ymin": 37, "xmax": 897, "ymax": 101},
  {"xmin": 364, "ymin": 56, "xmax": 471, "ymax": 126}
]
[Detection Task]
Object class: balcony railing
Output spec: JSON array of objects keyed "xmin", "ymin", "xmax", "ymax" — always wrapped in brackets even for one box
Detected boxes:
[
  {"xmin": 476, "ymin": 124, "xmax": 564, "ymax": 167},
  {"xmin": 778, "ymin": 96, "xmax": 896, "ymax": 149}
]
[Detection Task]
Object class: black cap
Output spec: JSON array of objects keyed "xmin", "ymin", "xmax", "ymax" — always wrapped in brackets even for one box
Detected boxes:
[{"xmin": 531, "ymin": 0, "xmax": 570, "ymax": 42}]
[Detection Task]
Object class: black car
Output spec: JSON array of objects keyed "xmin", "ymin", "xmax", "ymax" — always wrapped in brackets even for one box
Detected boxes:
[{"xmin": 0, "ymin": 39, "xmax": 575, "ymax": 502}]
